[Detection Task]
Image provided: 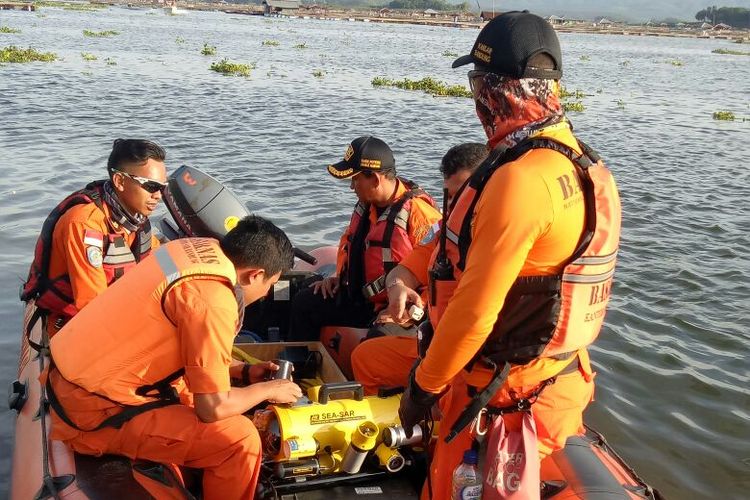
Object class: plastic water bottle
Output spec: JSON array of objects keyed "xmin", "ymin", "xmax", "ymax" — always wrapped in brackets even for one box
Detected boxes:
[{"xmin": 451, "ymin": 449, "xmax": 482, "ymax": 500}]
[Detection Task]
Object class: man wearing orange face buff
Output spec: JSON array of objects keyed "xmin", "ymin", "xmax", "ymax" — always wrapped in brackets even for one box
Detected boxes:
[{"xmin": 363, "ymin": 11, "xmax": 622, "ymax": 499}]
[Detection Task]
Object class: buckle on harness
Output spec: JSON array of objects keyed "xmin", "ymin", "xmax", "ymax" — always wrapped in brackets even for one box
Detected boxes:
[{"xmin": 362, "ymin": 275, "xmax": 386, "ymax": 298}]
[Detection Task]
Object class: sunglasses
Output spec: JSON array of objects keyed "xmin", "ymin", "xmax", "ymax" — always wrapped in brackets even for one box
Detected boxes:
[
  {"xmin": 467, "ymin": 70, "xmax": 488, "ymax": 95},
  {"xmin": 111, "ymin": 168, "xmax": 167, "ymax": 194}
]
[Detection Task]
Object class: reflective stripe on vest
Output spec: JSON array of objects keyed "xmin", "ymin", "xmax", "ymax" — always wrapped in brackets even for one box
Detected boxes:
[{"xmin": 428, "ymin": 137, "xmax": 621, "ymax": 367}]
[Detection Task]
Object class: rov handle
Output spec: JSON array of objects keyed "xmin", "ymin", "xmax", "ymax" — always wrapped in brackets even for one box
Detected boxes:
[
  {"xmin": 318, "ymin": 382, "xmax": 365, "ymax": 404},
  {"xmin": 294, "ymin": 247, "xmax": 318, "ymax": 266}
]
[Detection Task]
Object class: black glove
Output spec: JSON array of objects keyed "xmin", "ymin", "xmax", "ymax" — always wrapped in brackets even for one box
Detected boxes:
[{"xmin": 398, "ymin": 362, "xmax": 440, "ymax": 438}]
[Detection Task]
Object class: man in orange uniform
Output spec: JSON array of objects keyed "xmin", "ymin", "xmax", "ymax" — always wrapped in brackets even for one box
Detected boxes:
[
  {"xmin": 44, "ymin": 216, "xmax": 303, "ymax": 499},
  {"xmin": 21, "ymin": 139, "xmax": 167, "ymax": 335},
  {"xmin": 289, "ymin": 135, "xmax": 441, "ymax": 341},
  {"xmin": 351, "ymin": 142, "xmax": 488, "ymax": 390},
  {"xmin": 354, "ymin": 12, "xmax": 621, "ymax": 499}
]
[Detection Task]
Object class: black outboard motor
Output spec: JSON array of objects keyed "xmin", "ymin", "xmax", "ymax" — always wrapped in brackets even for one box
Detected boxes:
[
  {"xmin": 162, "ymin": 165, "xmax": 248, "ymax": 240},
  {"xmin": 160, "ymin": 165, "xmax": 320, "ymax": 341}
]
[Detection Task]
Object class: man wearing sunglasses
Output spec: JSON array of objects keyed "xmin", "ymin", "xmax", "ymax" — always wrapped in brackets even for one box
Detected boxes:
[{"xmin": 22, "ymin": 138, "xmax": 168, "ymax": 336}]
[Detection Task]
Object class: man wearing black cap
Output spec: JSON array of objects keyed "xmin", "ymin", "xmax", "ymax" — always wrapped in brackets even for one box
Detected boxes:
[
  {"xmin": 288, "ymin": 136, "xmax": 441, "ymax": 343},
  {"xmin": 377, "ymin": 11, "xmax": 621, "ymax": 498}
]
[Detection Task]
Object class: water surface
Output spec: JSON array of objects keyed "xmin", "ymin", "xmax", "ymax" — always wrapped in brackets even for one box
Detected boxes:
[{"xmin": 1, "ymin": 7, "xmax": 749, "ymax": 498}]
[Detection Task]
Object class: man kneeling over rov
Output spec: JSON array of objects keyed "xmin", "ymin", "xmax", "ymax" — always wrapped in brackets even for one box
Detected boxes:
[{"xmin": 42, "ymin": 216, "xmax": 303, "ymax": 499}]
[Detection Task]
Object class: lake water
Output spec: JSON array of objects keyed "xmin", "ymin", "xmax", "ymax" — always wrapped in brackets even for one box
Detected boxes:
[{"xmin": 1, "ymin": 7, "xmax": 748, "ymax": 499}]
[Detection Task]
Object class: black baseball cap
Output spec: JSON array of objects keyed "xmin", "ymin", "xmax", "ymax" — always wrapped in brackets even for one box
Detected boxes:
[
  {"xmin": 452, "ymin": 11, "xmax": 562, "ymax": 80},
  {"xmin": 327, "ymin": 136, "xmax": 396, "ymax": 180}
]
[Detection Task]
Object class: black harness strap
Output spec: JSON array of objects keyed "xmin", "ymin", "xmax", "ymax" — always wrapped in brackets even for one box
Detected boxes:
[
  {"xmin": 456, "ymin": 138, "xmax": 599, "ymax": 272},
  {"xmin": 445, "ymin": 361, "xmax": 511, "ymax": 443},
  {"xmin": 46, "ymin": 366, "xmax": 185, "ymax": 431}
]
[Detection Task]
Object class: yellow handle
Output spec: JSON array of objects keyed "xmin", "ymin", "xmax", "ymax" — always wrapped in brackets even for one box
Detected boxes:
[{"xmin": 232, "ymin": 346, "xmax": 263, "ymax": 365}]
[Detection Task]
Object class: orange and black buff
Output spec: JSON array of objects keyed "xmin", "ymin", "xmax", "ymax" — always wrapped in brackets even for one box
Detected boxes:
[{"xmin": 473, "ymin": 73, "xmax": 564, "ymax": 150}]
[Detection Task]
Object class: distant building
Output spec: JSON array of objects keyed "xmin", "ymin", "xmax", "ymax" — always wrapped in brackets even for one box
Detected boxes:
[
  {"xmin": 424, "ymin": 8, "xmax": 438, "ymax": 17},
  {"xmin": 597, "ymin": 18, "xmax": 614, "ymax": 26},
  {"xmin": 262, "ymin": 0, "xmax": 299, "ymax": 15},
  {"xmin": 700, "ymin": 22, "xmax": 713, "ymax": 29},
  {"xmin": 547, "ymin": 15, "xmax": 565, "ymax": 25},
  {"xmin": 480, "ymin": 10, "xmax": 499, "ymax": 21},
  {"xmin": 712, "ymin": 23, "xmax": 732, "ymax": 31}
]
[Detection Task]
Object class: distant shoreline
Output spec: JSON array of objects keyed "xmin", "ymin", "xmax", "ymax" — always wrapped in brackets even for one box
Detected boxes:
[{"xmin": 5, "ymin": 0, "xmax": 749, "ymax": 42}]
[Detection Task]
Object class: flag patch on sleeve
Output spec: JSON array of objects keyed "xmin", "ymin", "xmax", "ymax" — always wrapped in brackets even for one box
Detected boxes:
[{"xmin": 83, "ymin": 229, "xmax": 104, "ymax": 248}]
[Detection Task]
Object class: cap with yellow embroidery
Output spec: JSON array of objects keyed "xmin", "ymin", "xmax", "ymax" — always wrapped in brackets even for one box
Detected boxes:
[
  {"xmin": 327, "ymin": 136, "xmax": 396, "ymax": 180},
  {"xmin": 452, "ymin": 10, "xmax": 562, "ymax": 80}
]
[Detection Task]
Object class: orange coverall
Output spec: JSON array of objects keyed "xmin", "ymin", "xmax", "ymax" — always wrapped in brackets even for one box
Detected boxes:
[{"xmin": 46, "ymin": 279, "xmax": 260, "ymax": 500}]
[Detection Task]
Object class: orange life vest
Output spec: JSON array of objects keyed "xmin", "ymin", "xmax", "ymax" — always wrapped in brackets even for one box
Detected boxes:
[
  {"xmin": 49, "ymin": 238, "xmax": 237, "ymax": 418},
  {"xmin": 344, "ymin": 179, "xmax": 436, "ymax": 304},
  {"xmin": 428, "ymin": 137, "xmax": 621, "ymax": 368},
  {"xmin": 20, "ymin": 181, "xmax": 153, "ymax": 319}
]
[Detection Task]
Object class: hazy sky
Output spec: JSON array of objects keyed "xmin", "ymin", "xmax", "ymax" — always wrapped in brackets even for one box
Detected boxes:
[{"xmin": 475, "ymin": 1, "xmax": 750, "ymax": 22}]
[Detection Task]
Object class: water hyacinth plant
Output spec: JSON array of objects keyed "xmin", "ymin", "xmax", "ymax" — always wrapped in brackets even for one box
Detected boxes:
[
  {"xmin": 262, "ymin": 40, "xmax": 280, "ymax": 46},
  {"xmin": 371, "ymin": 76, "xmax": 472, "ymax": 98},
  {"xmin": 83, "ymin": 29, "xmax": 119, "ymax": 38},
  {"xmin": 442, "ymin": 50, "xmax": 458, "ymax": 57},
  {"xmin": 712, "ymin": 48, "xmax": 750, "ymax": 56},
  {"xmin": 175, "ymin": 36, "xmax": 185, "ymax": 44},
  {"xmin": 667, "ymin": 59, "xmax": 684, "ymax": 66},
  {"xmin": 0, "ymin": 26, "xmax": 22, "ymax": 34},
  {"xmin": 201, "ymin": 43, "xmax": 217, "ymax": 56},
  {"xmin": 294, "ymin": 42, "xmax": 307, "ymax": 49},
  {"xmin": 81, "ymin": 52, "xmax": 97, "ymax": 61},
  {"xmin": 559, "ymin": 86, "xmax": 587, "ymax": 99},
  {"xmin": 563, "ymin": 101, "xmax": 585, "ymax": 113},
  {"xmin": 712, "ymin": 111, "xmax": 735, "ymax": 121},
  {"xmin": 312, "ymin": 69, "xmax": 325, "ymax": 77},
  {"xmin": 0, "ymin": 46, "xmax": 57, "ymax": 63},
  {"xmin": 105, "ymin": 57, "xmax": 117, "ymax": 65},
  {"xmin": 210, "ymin": 58, "xmax": 254, "ymax": 77}
]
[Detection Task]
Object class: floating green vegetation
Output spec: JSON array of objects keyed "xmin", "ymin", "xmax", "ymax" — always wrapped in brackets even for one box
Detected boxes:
[
  {"xmin": 312, "ymin": 69, "xmax": 325, "ymax": 77},
  {"xmin": 175, "ymin": 36, "xmax": 185, "ymax": 44},
  {"xmin": 616, "ymin": 99, "xmax": 625, "ymax": 110},
  {"xmin": 0, "ymin": 26, "xmax": 21, "ymax": 34},
  {"xmin": 579, "ymin": 55, "xmax": 590, "ymax": 61},
  {"xmin": 371, "ymin": 76, "xmax": 472, "ymax": 98},
  {"xmin": 293, "ymin": 42, "xmax": 307, "ymax": 49},
  {"xmin": 596, "ymin": 88, "xmax": 603, "ymax": 94},
  {"xmin": 201, "ymin": 43, "xmax": 216, "ymax": 56},
  {"xmin": 262, "ymin": 39, "xmax": 280, "ymax": 46},
  {"xmin": 210, "ymin": 58, "xmax": 254, "ymax": 77},
  {"xmin": 563, "ymin": 101, "xmax": 585, "ymax": 113},
  {"xmin": 0, "ymin": 45, "xmax": 56, "ymax": 63},
  {"xmin": 711, "ymin": 48, "xmax": 750, "ymax": 56},
  {"xmin": 442, "ymin": 49, "xmax": 458, "ymax": 57},
  {"xmin": 667, "ymin": 59, "xmax": 684, "ymax": 66},
  {"xmin": 619, "ymin": 60, "xmax": 630, "ymax": 67},
  {"xmin": 81, "ymin": 52, "xmax": 97, "ymax": 61},
  {"xmin": 105, "ymin": 57, "xmax": 116, "ymax": 65},
  {"xmin": 559, "ymin": 86, "xmax": 587, "ymax": 99},
  {"xmin": 712, "ymin": 110, "xmax": 735, "ymax": 121},
  {"xmin": 83, "ymin": 29, "xmax": 119, "ymax": 38}
]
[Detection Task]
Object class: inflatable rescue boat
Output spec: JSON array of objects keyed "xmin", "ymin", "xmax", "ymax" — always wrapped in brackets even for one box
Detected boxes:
[{"xmin": 8, "ymin": 166, "xmax": 663, "ymax": 499}]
